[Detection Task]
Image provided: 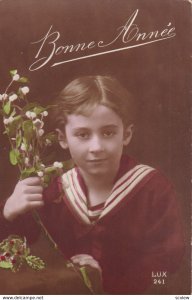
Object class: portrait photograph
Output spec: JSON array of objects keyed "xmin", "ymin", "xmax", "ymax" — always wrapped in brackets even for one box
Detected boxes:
[{"xmin": 0, "ymin": 0, "xmax": 191, "ymax": 296}]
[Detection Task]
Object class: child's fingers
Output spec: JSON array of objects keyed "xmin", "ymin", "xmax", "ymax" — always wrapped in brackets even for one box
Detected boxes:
[
  {"xmin": 71, "ymin": 254, "xmax": 102, "ymax": 272},
  {"xmin": 28, "ymin": 201, "xmax": 44, "ymax": 208},
  {"xmin": 71, "ymin": 254, "xmax": 93, "ymax": 261},
  {"xmin": 27, "ymin": 194, "xmax": 43, "ymax": 202},
  {"xmin": 79, "ymin": 259, "xmax": 102, "ymax": 272},
  {"xmin": 22, "ymin": 186, "xmax": 43, "ymax": 194},
  {"xmin": 19, "ymin": 177, "xmax": 42, "ymax": 186}
]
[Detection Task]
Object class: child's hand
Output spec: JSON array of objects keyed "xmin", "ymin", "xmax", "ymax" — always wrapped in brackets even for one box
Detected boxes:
[
  {"xmin": 3, "ymin": 177, "xmax": 44, "ymax": 221},
  {"xmin": 70, "ymin": 254, "xmax": 102, "ymax": 274}
]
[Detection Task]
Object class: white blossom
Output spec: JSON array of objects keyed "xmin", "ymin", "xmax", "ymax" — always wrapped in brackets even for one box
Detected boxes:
[
  {"xmin": 2, "ymin": 94, "xmax": 8, "ymax": 100},
  {"xmin": 53, "ymin": 161, "xmax": 63, "ymax": 169},
  {"xmin": 33, "ymin": 118, "xmax": 44, "ymax": 128},
  {"xmin": 20, "ymin": 86, "xmax": 29, "ymax": 95},
  {"xmin": 25, "ymin": 111, "xmax": 36, "ymax": 119},
  {"xmin": 38, "ymin": 129, "xmax": 44, "ymax": 136},
  {"xmin": 25, "ymin": 111, "xmax": 31, "ymax": 118},
  {"xmin": 34, "ymin": 155, "xmax": 40, "ymax": 162},
  {"xmin": 0, "ymin": 94, "xmax": 3, "ymax": 101},
  {"xmin": 13, "ymin": 74, "xmax": 20, "ymax": 81},
  {"xmin": 45, "ymin": 138, "xmax": 52, "ymax": 146},
  {"xmin": 24, "ymin": 157, "xmax": 30, "ymax": 166},
  {"xmin": 20, "ymin": 143, "xmax": 27, "ymax": 151},
  {"xmin": 3, "ymin": 118, "xmax": 10, "ymax": 125},
  {"xmin": 9, "ymin": 94, "xmax": 18, "ymax": 102},
  {"xmin": 40, "ymin": 163, "xmax": 45, "ymax": 168},
  {"xmin": 30, "ymin": 112, "xmax": 36, "ymax": 119},
  {"xmin": 42, "ymin": 111, "xmax": 48, "ymax": 117},
  {"xmin": 28, "ymin": 145, "xmax": 33, "ymax": 151},
  {"xmin": 3, "ymin": 116, "xmax": 14, "ymax": 125},
  {"xmin": 37, "ymin": 171, "xmax": 44, "ymax": 177}
]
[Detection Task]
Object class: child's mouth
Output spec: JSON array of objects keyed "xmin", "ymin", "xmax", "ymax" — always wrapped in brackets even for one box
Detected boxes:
[{"xmin": 87, "ymin": 159, "xmax": 107, "ymax": 163}]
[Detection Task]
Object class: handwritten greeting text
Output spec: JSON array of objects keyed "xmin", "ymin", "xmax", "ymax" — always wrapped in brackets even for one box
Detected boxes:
[{"xmin": 29, "ymin": 9, "xmax": 176, "ymax": 71}]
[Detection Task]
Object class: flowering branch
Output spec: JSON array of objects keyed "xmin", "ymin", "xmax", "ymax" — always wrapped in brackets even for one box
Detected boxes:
[
  {"xmin": 0, "ymin": 70, "xmax": 66, "ymax": 185},
  {"xmin": 0, "ymin": 70, "xmax": 95, "ymax": 293}
]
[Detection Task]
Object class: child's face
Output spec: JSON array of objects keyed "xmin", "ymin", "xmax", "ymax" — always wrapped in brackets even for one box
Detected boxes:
[{"xmin": 58, "ymin": 104, "xmax": 133, "ymax": 178}]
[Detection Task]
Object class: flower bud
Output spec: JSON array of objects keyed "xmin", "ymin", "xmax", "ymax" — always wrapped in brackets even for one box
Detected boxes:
[
  {"xmin": 21, "ymin": 86, "xmax": 29, "ymax": 95},
  {"xmin": 25, "ymin": 111, "xmax": 31, "ymax": 118},
  {"xmin": 38, "ymin": 129, "xmax": 44, "ymax": 136},
  {"xmin": 37, "ymin": 171, "xmax": 44, "ymax": 177},
  {"xmin": 13, "ymin": 74, "xmax": 20, "ymax": 81},
  {"xmin": 33, "ymin": 118, "xmax": 43, "ymax": 128},
  {"xmin": 3, "ymin": 118, "xmax": 9, "ymax": 125},
  {"xmin": 3, "ymin": 116, "xmax": 14, "ymax": 125},
  {"xmin": 30, "ymin": 112, "xmax": 36, "ymax": 119},
  {"xmin": 2, "ymin": 93, "xmax": 8, "ymax": 100},
  {"xmin": 25, "ymin": 111, "xmax": 36, "ymax": 119},
  {"xmin": 9, "ymin": 94, "xmax": 18, "ymax": 102},
  {"xmin": 53, "ymin": 161, "xmax": 63, "ymax": 169},
  {"xmin": 24, "ymin": 157, "xmax": 30, "ymax": 166},
  {"xmin": 45, "ymin": 139, "xmax": 52, "ymax": 146},
  {"xmin": 42, "ymin": 111, "xmax": 48, "ymax": 117},
  {"xmin": 20, "ymin": 143, "xmax": 27, "ymax": 151},
  {"xmin": 8, "ymin": 116, "xmax": 14, "ymax": 123},
  {"xmin": 34, "ymin": 155, "xmax": 40, "ymax": 162}
]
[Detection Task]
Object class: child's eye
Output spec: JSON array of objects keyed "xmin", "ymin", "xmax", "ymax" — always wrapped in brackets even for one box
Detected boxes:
[
  {"xmin": 76, "ymin": 132, "xmax": 90, "ymax": 139},
  {"xmin": 103, "ymin": 130, "xmax": 115, "ymax": 137}
]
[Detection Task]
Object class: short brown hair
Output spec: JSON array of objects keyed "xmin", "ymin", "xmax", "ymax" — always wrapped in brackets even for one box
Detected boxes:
[{"xmin": 53, "ymin": 75, "xmax": 135, "ymax": 130}]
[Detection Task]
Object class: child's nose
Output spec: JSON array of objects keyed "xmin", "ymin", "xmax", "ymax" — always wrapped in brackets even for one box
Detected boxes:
[{"xmin": 89, "ymin": 136, "xmax": 104, "ymax": 153}]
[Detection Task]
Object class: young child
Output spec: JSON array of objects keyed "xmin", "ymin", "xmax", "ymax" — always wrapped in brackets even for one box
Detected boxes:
[{"xmin": 1, "ymin": 75, "xmax": 184, "ymax": 294}]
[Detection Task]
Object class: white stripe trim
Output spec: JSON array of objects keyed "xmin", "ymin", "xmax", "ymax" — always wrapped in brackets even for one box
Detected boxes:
[
  {"xmin": 67, "ymin": 171, "xmax": 88, "ymax": 213},
  {"xmin": 61, "ymin": 174, "xmax": 91, "ymax": 224},
  {"xmin": 87, "ymin": 209, "xmax": 103, "ymax": 217},
  {"xmin": 100, "ymin": 167, "xmax": 154, "ymax": 219},
  {"xmin": 61, "ymin": 164, "xmax": 155, "ymax": 224},
  {"xmin": 72, "ymin": 168, "xmax": 87, "ymax": 203},
  {"xmin": 112, "ymin": 164, "xmax": 149, "ymax": 191},
  {"xmin": 105, "ymin": 165, "xmax": 154, "ymax": 208}
]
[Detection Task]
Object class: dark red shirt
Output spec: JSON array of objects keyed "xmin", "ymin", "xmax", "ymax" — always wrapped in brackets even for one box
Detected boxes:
[{"xmin": 0, "ymin": 156, "xmax": 185, "ymax": 294}]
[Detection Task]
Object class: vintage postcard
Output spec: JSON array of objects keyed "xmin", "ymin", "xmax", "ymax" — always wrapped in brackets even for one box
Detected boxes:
[{"xmin": 0, "ymin": 0, "xmax": 191, "ymax": 296}]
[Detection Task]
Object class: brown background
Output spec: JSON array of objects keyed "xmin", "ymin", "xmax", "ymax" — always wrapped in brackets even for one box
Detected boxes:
[{"xmin": 0, "ymin": 0, "xmax": 191, "ymax": 294}]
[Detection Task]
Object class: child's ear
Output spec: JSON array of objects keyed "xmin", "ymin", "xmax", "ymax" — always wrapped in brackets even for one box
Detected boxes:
[
  {"xmin": 123, "ymin": 124, "xmax": 134, "ymax": 146},
  {"xmin": 56, "ymin": 129, "xmax": 68, "ymax": 149}
]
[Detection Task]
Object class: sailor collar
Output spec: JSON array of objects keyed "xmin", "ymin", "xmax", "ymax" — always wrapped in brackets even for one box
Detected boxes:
[{"xmin": 60, "ymin": 162, "xmax": 155, "ymax": 225}]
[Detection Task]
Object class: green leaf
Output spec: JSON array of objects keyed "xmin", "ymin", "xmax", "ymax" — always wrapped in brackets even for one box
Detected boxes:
[
  {"xmin": 42, "ymin": 174, "xmax": 51, "ymax": 185},
  {"xmin": 26, "ymin": 255, "xmax": 45, "ymax": 270},
  {"xmin": 44, "ymin": 166, "xmax": 57, "ymax": 174},
  {"xmin": 43, "ymin": 132, "xmax": 57, "ymax": 143},
  {"xmin": 22, "ymin": 120, "xmax": 34, "ymax": 141},
  {"xmin": 20, "ymin": 167, "xmax": 36, "ymax": 179},
  {"xmin": 16, "ymin": 134, "xmax": 22, "ymax": 148},
  {"xmin": 18, "ymin": 77, "xmax": 28, "ymax": 83},
  {"xmin": 79, "ymin": 266, "xmax": 93, "ymax": 291},
  {"xmin": 33, "ymin": 106, "xmax": 46, "ymax": 115},
  {"xmin": 0, "ymin": 261, "xmax": 12, "ymax": 269},
  {"xmin": 9, "ymin": 69, "xmax": 17, "ymax": 76},
  {"xmin": 17, "ymin": 88, "xmax": 24, "ymax": 100},
  {"xmin": 8, "ymin": 115, "xmax": 22, "ymax": 137},
  {"xmin": 22, "ymin": 102, "xmax": 41, "ymax": 112},
  {"xmin": 9, "ymin": 149, "xmax": 19, "ymax": 165},
  {"xmin": 3, "ymin": 101, "xmax": 11, "ymax": 115}
]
